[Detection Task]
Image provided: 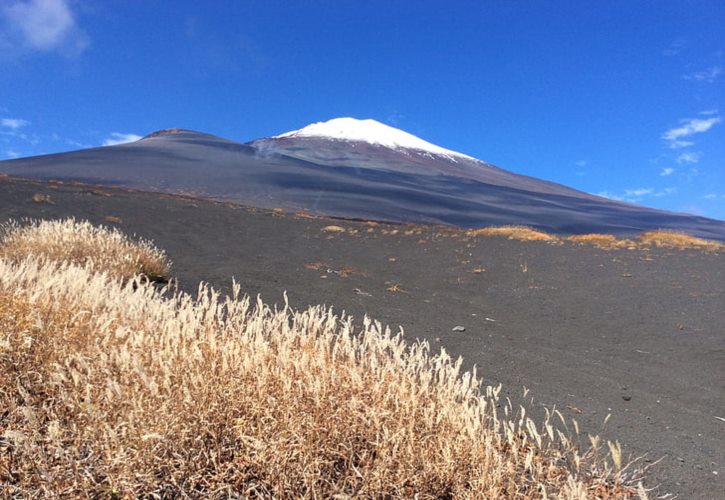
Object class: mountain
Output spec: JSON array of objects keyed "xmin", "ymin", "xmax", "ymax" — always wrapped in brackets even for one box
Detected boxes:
[{"xmin": 1, "ymin": 117, "xmax": 724, "ymax": 240}]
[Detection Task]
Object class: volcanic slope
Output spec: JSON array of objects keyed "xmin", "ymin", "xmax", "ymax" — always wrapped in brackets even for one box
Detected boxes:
[{"xmin": 1, "ymin": 118, "xmax": 724, "ymax": 239}]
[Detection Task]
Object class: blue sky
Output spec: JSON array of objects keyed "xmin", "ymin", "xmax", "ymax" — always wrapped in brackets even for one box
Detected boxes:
[{"xmin": 2, "ymin": 1, "xmax": 724, "ymax": 219}]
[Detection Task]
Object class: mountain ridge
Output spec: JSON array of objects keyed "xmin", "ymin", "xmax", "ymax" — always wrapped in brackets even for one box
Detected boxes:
[{"xmin": 1, "ymin": 120, "xmax": 724, "ymax": 240}]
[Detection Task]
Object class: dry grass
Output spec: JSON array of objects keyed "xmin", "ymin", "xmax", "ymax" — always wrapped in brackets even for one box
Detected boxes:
[
  {"xmin": 321, "ymin": 225, "xmax": 346, "ymax": 233},
  {"xmin": 566, "ymin": 234, "xmax": 635, "ymax": 250},
  {"xmin": 637, "ymin": 230, "xmax": 724, "ymax": 251},
  {"xmin": 0, "ymin": 218, "xmax": 170, "ymax": 280},
  {"xmin": 31, "ymin": 193, "xmax": 53, "ymax": 204},
  {"xmin": 470, "ymin": 226, "xmax": 723, "ymax": 253},
  {"xmin": 0, "ymin": 220, "xmax": 647, "ymax": 497},
  {"xmin": 468, "ymin": 225, "xmax": 558, "ymax": 242}
]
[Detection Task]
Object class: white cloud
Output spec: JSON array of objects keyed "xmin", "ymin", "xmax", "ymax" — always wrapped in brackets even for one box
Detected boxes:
[
  {"xmin": 1, "ymin": 0, "xmax": 88, "ymax": 56},
  {"xmin": 667, "ymin": 140, "xmax": 694, "ymax": 149},
  {"xmin": 6, "ymin": 150, "xmax": 20, "ymax": 158},
  {"xmin": 676, "ymin": 152, "xmax": 700, "ymax": 164},
  {"xmin": 662, "ymin": 38, "xmax": 685, "ymax": 57},
  {"xmin": 624, "ymin": 188, "xmax": 654, "ymax": 197},
  {"xmin": 662, "ymin": 116, "xmax": 720, "ymax": 147},
  {"xmin": 575, "ymin": 160, "xmax": 587, "ymax": 167},
  {"xmin": 1, "ymin": 117, "xmax": 29, "ymax": 129},
  {"xmin": 703, "ymin": 193, "xmax": 720, "ymax": 200},
  {"xmin": 681, "ymin": 205, "xmax": 705, "ymax": 216},
  {"xmin": 652, "ymin": 187, "xmax": 677, "ymax": 198},
  {"xmin": 596, "ymin": 191, "xmax": 624, "ymax": 201},
  {"xmin": 660, "ymin": 167, "xmax": 675, "ymax": 176},
  {"xmin": 597, "ymin": 187, "xmax": 676, "ymax": 203},
  {"xmin": 102, "ymin": 133, "xmax": 142, "ymax": 146},
  {"xmin": 684, "ymin": 66, "xmax": 722, "ymax": 83}
]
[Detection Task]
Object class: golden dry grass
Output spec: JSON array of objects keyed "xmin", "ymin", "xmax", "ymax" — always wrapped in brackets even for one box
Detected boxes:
[
  {"xmin": 637, "ymin": 230, "xmax": 724, "ymax": 251},
  {"xmin": 321, "ymin": 225, "xmax": 346, "ymax": 233},
  {"xmin": 469, "ymin": 225, "xmax": 723, "ymax": 253},
  {"xmin": 0, "ymin": 217, "xmax": 170, "ymax": 280},
  {"xmin": 0, "ymin": 220, "xmax": 647, "ymax": 497},
  {"xmin": 468, "ymin": 225, "xmax": 558, "ymax": 242},
  {"xmin": 566, "ymin": 234, "xmax": 635, "ymax": 250}
]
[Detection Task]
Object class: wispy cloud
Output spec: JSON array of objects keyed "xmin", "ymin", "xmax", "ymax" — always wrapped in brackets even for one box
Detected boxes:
[
  {"xmin": 684, "ymin": 66, "xmax": 722, "ymax": 83},
  {"xmin": 575, "ymin": 160, "xmax": 587, "ymax": 167},
  {"xmin": 102, "ymin": 133, "xmax": 142, "ymax": 147},
  {"xmin": 660, "ymin": 167, "xmax": 675, "ymax": 176},
  {"xmin": 6, "ymin": 150, "xmax": 20, "ymax": 159},
  {"xmin": 1, "ymin": 0, "xmax": 88, "ymax": 57},
  {"xmin": 596, "ymin": 191, "xmax": 624, "ymax": 201},
  {"xmin": 624, "ymin": 188, "xmax": 653, "ymax": 197},
  {"xmin": 652, "ymin": 187, "xmax": 677, "ymax": 198},
  {"xmin": 0, "ymin": 117, "xmax": 39, "ymax": 145},
  {"xmin": 662, "ymin": 38, "xmax": 685, "ymax": 57},
  {"xmin": 662, "ymin": 115, "xmax": 720, "ymax": 148},
  {"xmin": 681, "ymin": 205, "xmax": 705, "ymax": 216},
  {"xmin": 676, "ymin": 151, "xmax": 700, "ymax": 164},
  {"xmin": 703, "ymin": 193, "xmax": 725, "ymax": 200},
  {"xmin": 597, "ymin": 187, "xmax": 677, "ymax": 203},
  {"xmin": 666, "ymin": 140, "xmax": 694, "ymax": 149},
  {"xmin": 1, "ymin": 117, "xmax": 29, "ymax": 129}
]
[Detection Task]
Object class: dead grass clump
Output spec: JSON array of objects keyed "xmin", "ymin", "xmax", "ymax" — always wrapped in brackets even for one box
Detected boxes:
[
  {"xmin": 637, "ymin": 230, "xmax": 724, "ymax": 251},
  {"xmin": 567, "ymin": 234, "xmax": 635, "ymax": 250},
  {"xmin": 469, "ymin": 225, "xmax": 558, "ymax": 242},
  {"xmin": 0, "ymin": 255, "xmax": 644, "ymax": 498},
  {"xmin": 0, "ymin": 218, "xmax": 170, "ymax": 280},
  {"xmin": 321, "ymin": 225, "xmax": 346, "ymax": 233},
  {"xmin": 31, "ymin": 193, "xmax": 53, "ymax": 204}
]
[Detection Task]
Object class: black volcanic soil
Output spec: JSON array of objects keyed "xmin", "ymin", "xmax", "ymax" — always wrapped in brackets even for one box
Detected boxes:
[{"xmin": 2, "ymin": 176, "xmax": 724, "ymax": 499}]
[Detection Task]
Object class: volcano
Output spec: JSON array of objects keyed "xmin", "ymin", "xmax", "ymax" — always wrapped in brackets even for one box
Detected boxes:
[{"xmin": 2, "ymin": 117, "xmax": 724, "ymax": 239}]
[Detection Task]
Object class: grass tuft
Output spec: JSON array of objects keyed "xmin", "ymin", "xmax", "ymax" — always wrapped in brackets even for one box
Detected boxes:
[
  {"xmin": 567, "ymin": 234, "xmax": 634, "ymax": 250},
  {"xmin": 468, "ymin": 225, "xmax": 558, "ymax": 242},
  {"xmin": 637, "ymin": 230, "xmax": 724, "ymax": 251},
  {"xmin": 0, "ymin": 217, "xmax": 170, "ymax": 280},
  {"xmin": 470, "ymin": 226, "xmax": 723, "ymax": 252}
]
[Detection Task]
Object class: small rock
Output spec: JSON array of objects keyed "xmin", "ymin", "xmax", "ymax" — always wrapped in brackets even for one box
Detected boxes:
[
  {"xmin": 452, "ymin": 326, "xmax": 466, "ymax": 332},
  {"xmin": 622, "ymin": 395, "xmax": 632, "ymax": 401}
]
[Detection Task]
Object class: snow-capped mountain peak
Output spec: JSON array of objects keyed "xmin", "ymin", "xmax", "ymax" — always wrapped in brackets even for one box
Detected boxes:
[{"xmin": 275, "ymin": 117, "xmax": 473, "ymax": 160}]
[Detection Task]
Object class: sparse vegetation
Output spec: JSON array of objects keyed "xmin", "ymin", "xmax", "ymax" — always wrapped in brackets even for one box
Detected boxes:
[
  {"xmin": 0, "ymin": 218, "xmax": 170, "ymax": 280},
  {"xmin": 321, "ymin": 224, "xmax": 346, "ymax": 233},
  {"xmin": 637, "ymin": 230, "xmax": 724, "ymax": 251},
  {"xmin": 0, "ymin": 220, "xmax": 646, "ymax": 497},
  {"xmin": 468, "ymin": 225, "xmax": 558, "ymax": 241},
  {"xmin": 31, "ymin": 193, "xmax": 53, "ymax": 204},
  {"xmin": 469, "ymin": 225, "xmax": 723, "ymax": 252},
  {"xmin": 567, "ymin": 234, "xmax": 635, "ymax": 250}
]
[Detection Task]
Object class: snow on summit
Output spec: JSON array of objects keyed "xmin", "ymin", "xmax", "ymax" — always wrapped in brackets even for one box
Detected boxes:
[{"xmin": 275, "ymin": 117, "xmax": 474, "ymax": 160}]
